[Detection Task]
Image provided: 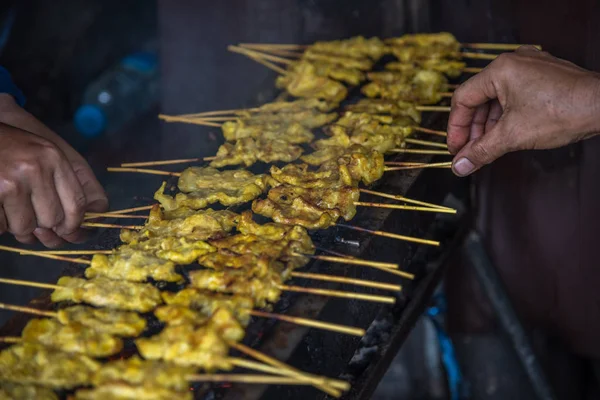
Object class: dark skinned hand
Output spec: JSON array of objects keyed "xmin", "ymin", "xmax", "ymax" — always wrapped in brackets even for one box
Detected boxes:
[
  {"xmin": 447, "ymin": 45, "xmax": 600, "ymax": 176},
  {"xmin": 0, "ymin": 94, "xmax": 108, "ymax": 247}
]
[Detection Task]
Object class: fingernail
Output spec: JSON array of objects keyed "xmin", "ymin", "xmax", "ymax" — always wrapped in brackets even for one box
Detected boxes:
[{"xmin": 453, "ymin": 158, "xmax": 475, "ymax": 176}]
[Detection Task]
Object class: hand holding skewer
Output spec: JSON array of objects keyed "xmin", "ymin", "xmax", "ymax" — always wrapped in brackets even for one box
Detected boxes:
[
  {"xmin": 0, "ymin": 94, "xmax": 108, "ymax": 247},
  {"xmin": 448, "ymin": 46, "xmax": 600, "ymax": 176}
]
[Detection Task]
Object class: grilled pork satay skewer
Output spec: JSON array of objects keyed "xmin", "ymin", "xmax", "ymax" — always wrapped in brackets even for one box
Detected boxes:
[
  {"xmin": 240, "ymin": 42, "xmax": 497, "ymax": 61},
  {"xmin": 0, "ymin": 276, "xmax": 163, "ymax": 312},
  {"xmin": 81, "ymin": 222, "xmax": 144, "ymax": 230},
  {"xmin": 0, "ymin": 303, "xmax": 146, "ymax": 337},
  {"xmin": 358, "ymin": 188, "xmax": 455, "ymax": 211},
  {"xmin": 390, "ymin": 148, "xmax": 451, "ymax": 155},
  {"xmin": 384, "ymin": 162, "xmax": 453, "ymax": 171}
]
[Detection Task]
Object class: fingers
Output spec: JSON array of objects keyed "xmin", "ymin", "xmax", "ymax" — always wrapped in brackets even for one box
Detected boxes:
[
  {"xmin": 1, "ymin": 179, "xmax": 36, "ymax": 243},
  {"xmin": 485, "ymin": 100, "xmax": 503, "ymax": 132},
  {"xmin": 447, "ymin": 66, "xmax": 499, "ymax": 154},
  {"xmin": 52, "ymin": 157, "xmax": 87, "ymax": 244},
  {"xmin": 0, "ymin": 205, "xmax": 6, "ymax": 235},
  {"xmin": 71, "ymin": 161, "xmax": 108, "ymax": 213},
  {"xmin": 30, "ymin": 168, "xmax": 66, "ymax": 248},
  {"xmin": 452, "ymin": 120, "xmax": 508, "ymax": 176},
  {"xmin": 469, "ymin": 102, "xmax": 490, "ymax": 143}
]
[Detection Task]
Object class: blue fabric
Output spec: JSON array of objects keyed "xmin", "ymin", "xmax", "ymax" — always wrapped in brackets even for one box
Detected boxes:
[{"xmin": 0, "ymin": 66, "xmax": 25, "ymax": 106}]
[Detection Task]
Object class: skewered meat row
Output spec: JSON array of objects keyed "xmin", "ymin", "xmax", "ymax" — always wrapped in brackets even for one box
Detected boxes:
[
  {"xmin": 0, "ymin": 382, "xmax": 58, "ymax": 400},
  {"xmin": 21, "ymin": 318, "xmax": 123, "ymax": 358},
  {"xmin": 155, "ymin": 167, "xmax": 274, "ymax": 211},
  {"xmin": 0, "ymin": 343, "xmax": 100, "ymax": 389},
  {"xmin": 309, "ymin": 36, "xmax": 389, "ymax": 61},
  {"xmin": 51, "ymin": 276, "xmax": 162, "ymax": 313},
  {"xmin": 56, "ymin": 305, "xmax": 146, "ymax": 337},
  {"xmin": 209, "ymin": 137, "xmax": 304, "ymax": 168},
  {"xmin": 362, "ymin": 69, "xmax": 448, "ymax": 104},
  {"xmin": 74, "ymin": 383, "xmax": 193, "ymax": 400},
  {"xmin": 276, "ymin": 62, "xmax": 348, "ymax": 103}
]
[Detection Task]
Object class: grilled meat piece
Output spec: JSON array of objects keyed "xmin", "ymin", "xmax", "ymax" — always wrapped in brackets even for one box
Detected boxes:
[{"xmin": 56, "ymin": 305, "xmax": 146, "ymax": 337}]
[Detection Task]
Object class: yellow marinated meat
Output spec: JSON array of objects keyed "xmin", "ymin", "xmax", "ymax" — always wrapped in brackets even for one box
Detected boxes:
[
  {"xmin": 362, "ymin": 69, "xmax": 447, "ymax": 104},
  {"xmin": 188, "ymin": 268, "xmax": 283, "ymax": 308},
  {"xmin": 198, "ymin": 249, "xmax": 270, "ymax": 270},
  {"xmin": 155, "ymin": 168, "xmax": 273, "ymax": 211},
  {"xmin": 0, "ymin": 383, "xmax": 58, "ymax": 400},
  {"xmin": 309, "ymin": 61, "xmax": 365, "ymax": 85},
  {"xmin": 123, "ymin": 235, "xmax": 216, "ymax": 265},
  {"xmin": 310, "ymin": 36, "xmax": 389, "ymax": 60},
  {"xmin": 0, "ymin": 343, "xmax": 100, "ymax": 389},
  {"xmin": 135, "ymin": 323, "xmax": 233, "ymax": 370},
  {"xmin": 92, "ymin": 355, "xmax": 195, "ymax": 391},
  {"xmin": 51, "ymin": 276, "xmax": 162, "ymax": 313},
  {"xmin": 270, "ymin": 163, "xmax": 345, "ymax": 188},
  {"xmin": 74, "ymin": 383, "xmax": 193, "ymax": 400},
  {"xmin": 177, "ymin": 167, "xmax": 273, "ymax": 193},
  {"xmin": 301, "ymin": 146, "xmax": 346, "ymax": 166},
  {"xmin": 252, "ymin": 196, "xmax": 338, "ymax": 230},
  {"xmin": 419, "ymin": 58, "xmax": 466, "ymax": 78},
  {"xmin": 334, "ymin": 147, "xmax": 385, "ymax": 185},
  {"xmin": 128, "ymin": 205, "xmax": 238, "ymax": 242},
  {"xmin": 209, "ymin": 137, "xmax": 258, "ymax": 167},
  {"xmin": 85, "ymin": 249, "xmax": 182, "ymax": 283},
  {"xmin": 155, "ymin": 306, "xmax": 245, "ymax": 342},
  {"xmin": 210, "ymin": 138, "xmax": 304, "ymax": 168},
  {"xmin": 237, "ymin": 211, "xmax": 313, "ymax": 244},
  {"xmin": 221, "ymin": 120, "xmax": 314, "ymax": 143},
  {"xmin": 268, "ymin": 184, "xmax": 359, "ymax": 221},
  {"xmin": 21, "ymin": 318, "xmax": 123, "ymax": 358},
  {"xmin": 161, "ymin": 289, "xmax": 254, "ymax": 325},
  {"xmin": 313, "ymin": 126, "xmax": 352, "ymax": 149},
  {"xmin": 276, "ymin": 62, "xmax": 348, "ymax": 103},
  {"xmin": 210, "ymin": 232, "xmax": 314, "ymax": 270},
  {"xmin": 254, "ymin": 98, "xmax": 338, "ymax": 113},
  {"xmin": 154, "ymin": 305, "xmax": 210, "ymax": 326},
  {"xmin": 326, "ymin": 124, "xmax": 397, "ymax": 154},
  {"xmin": 385, "ymin": 60, "xmax": 466, "ymax": 78},
  {"xmin": 56, "ymin": 305, "xmax": 146, "ymax": 337},
  {"xmin": 344, "ymin": 99, "xmax": 422, "ymax": 123},
  {"xmin": 236, "ymin": 108, "xmax": 338, "ymax": 129},
  {"xmin": 256, "ymin": 138, "xmax": 304, "ymax": 164},
  {"xmin": 386, "ymin": 32, "xmax": 460, "ymax": 49},
  {"xmin": 303, "ymin": 48, "xmax": 374, "ymax": 70}
]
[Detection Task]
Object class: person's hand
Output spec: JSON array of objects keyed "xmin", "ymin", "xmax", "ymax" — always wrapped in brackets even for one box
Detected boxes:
[
  {"xmin": 447, "ymin": 46, "xmax": 600, "ymax": 176},
  {"xmin": 0, "ymin": 95, "xmax": 108, "ymax": 247}
]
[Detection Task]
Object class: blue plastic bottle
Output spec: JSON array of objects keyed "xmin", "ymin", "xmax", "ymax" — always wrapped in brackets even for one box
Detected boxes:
[{"xmin": 74, "ymin": 51, "xmax": 159, "ymax": 137}]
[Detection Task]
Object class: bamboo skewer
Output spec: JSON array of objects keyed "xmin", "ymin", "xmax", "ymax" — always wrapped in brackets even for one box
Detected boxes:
[
  {"xmin": 159, "ymin": 114, "xmax": 222, "ymax": 127},
  {"xmin": 404, "ymin": 138, "xmax": 448, "ymax": 149},
  {"xmin": 0, "ymin": 337, "xmax": 21, "ymax": 343},
  {"xmin": 81, "ymin": 222, "xmax": 144, "ymax": 230},
  {"xmin": 355, "ymin": 201, "xmax": 455, "ymax": 214},
  {"xmin": 460, "ymin": 51, "xmax": 498, "ymax": 60},
  {"xmin": 299, "ymin": 253, "xmax": 398, "ymax": 270},
  {"xmin": 249, "ymin": 309, "xmax": 365, "ymax": 337},
  {"xmin": 187, "ymin": 374, "xmax": 312, "ymax": 385},
  {"xmin": 228, "ymin": 45, "xmax": 294, "ymax": 65},
  {"xmin": 0, "ymin": 302, "xmax": 58, "ymax": 318},
  {"xmin": 84, "ymin": 213, "xmax": 148, "ymax": 220},
  {"xmin": 278, "ymin": 284, "xmax": 396, "ymax": 304},
  {"xmin": 119, "ymin": 157, "xmax": 216, "ymax": 168},
  {"xmin": 0, "ymin": 277, "xmax": 62, "ymax": 290},
  {"xmin": 439, "ymin": 92, "xmax": 453, "ymax": 98},
  {"xmin": 384, "ymin": 162, "xmax": 453, "ymax": 171},
  {"xmin": 107, "ymin": 167, "xmax": 181, "ymax": 177},
  {"xmin": 103, "ymin": 205, "xmax": 155, "ymax": 215},
  {"xmin": 412, "ymin": 126, "xmax": 448, "ymax": 137},
  {"xmin": 390, "ymin": 148, "xmax": 451, "ymax": 155},
  {"xmin": 176, "ymin": 107, "xmax": 261, "ymax": 118},
  {"xmin": 358, "ymin": 188, "xmax": 454, "ymax": 211},
  {"xmin": 335, "ymin": 223, "xmax": 440, "ymax": 247},
  {"xmin": 228, "ymin": 357, "xmax": 341, "ymax": 396},
  {"xmin": 34, "ymin": 250, "xmax": 113, "ymax": 255},
  {"xmin": 462, "ymin": 43, "xmax": 541, "ymax": 51},
  {"xmin": 313, "ymin": 251, "xmax": 414, "ymax": 279},
  {"xmin": 229, "ymin": 341, "xmax": 350, "ymax": 391},
  {"xmin": 0, "ymin": 245, "xmax": 91, "ymax": 265},
  {"xmin": 290, "ymin": 271, "xmax": 401, "ymax": 292},
  {"xmin": 415, "ymin": 105, "xmax": 451, "ymax": 112},
  {"xmin": 241, "ymin": 51, "xmax": 288, "ymax": 75},
  {"xmin": 463, "ymin": 67, "xmax": 484, "ymax": 74},
  {"xmin": 384, "ymin": 161, "xmax": 450, "ymax": 168}
]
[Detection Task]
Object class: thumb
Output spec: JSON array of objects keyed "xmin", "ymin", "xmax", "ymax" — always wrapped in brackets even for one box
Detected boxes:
[{"xmin": 451, "ymin": 124, "xmax": 507, "ymax": 177}]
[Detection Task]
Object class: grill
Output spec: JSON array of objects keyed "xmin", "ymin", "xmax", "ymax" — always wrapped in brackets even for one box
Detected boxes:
[{"xmin": 0, "ymin": 2, "xmax": 484, "ymax": 398}]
